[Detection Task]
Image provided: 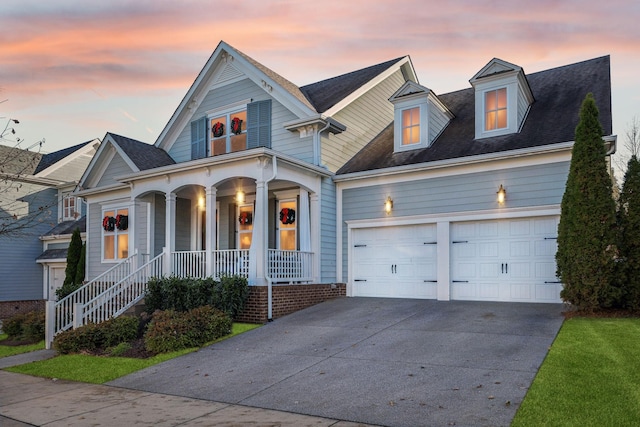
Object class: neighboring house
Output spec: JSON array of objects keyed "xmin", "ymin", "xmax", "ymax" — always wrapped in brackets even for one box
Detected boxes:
[
  {"xmin": 56, "ymin": 41, "xmax": 613, "ymax": 341},
  {"xmin": 0, "ymin": 140, "xmax": 99, "ymax": 319}
]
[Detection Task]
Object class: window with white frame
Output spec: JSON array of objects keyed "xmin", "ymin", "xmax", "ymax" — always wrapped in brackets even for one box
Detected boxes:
[
  {"xmin": 237, "ymin": 203, "xmax": 253, "ymax": 250},
  {"xmin": 484, "ymin": 88, "xmax": 508, "ymax": 131},
  {"xmin": 211, "ymin": 109, "xmax": 247, "ymax": 156},
  {"xmin": 63, "ymin": 194, "xmax": 80, "ymax": 220},
  {"xmin": 401, "ymin": 107, "xmax": 421, "ymax": 146},
  {"xmin": 102, "ymin": 207, "xmax": 129, "ymax": 261},
  {"xmin": 277, "ymin": 199, "xmax": 297, "ymax": 250}
]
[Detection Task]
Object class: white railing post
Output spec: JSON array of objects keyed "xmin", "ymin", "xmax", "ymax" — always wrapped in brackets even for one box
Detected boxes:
[
  {"xmin": 163, "ymin": 246, "xmax": 171, "ymax": 276},
  {"xmin": 73, "ymin": 303, "xmax": 83, "ymax": 329},
  {"xmin": 45, "ymin": 301, "xmax": 55, "ymax": 349}
]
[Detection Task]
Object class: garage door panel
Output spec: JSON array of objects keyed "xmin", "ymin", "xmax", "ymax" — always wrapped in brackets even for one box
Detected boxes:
[
  {"xmin": 352, "ymin": 224, "xmax": 437, "ymax": 299},
  {"xmin": 451, "ymin": 216, "xmax": 561, "ymax": 303}
]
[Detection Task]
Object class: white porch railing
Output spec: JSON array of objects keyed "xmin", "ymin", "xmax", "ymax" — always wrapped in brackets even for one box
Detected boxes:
[
  {"xmin": 268, "ymin": 249, "xmax": 314, "ymax": 282},
  {"xmin": 172, "ymin": 250, "xmax": 206, "ymax": 278},
  {"xmin": 51, "ymin": 252, "xmax": 137, "ymax": 336},
  {"xmin": 213, "ymin": 249, "xmax": 249, "ymax": 278},
  {"xmin": 81, "ymin": 253, "xmax": 164, "ymax": 325}
]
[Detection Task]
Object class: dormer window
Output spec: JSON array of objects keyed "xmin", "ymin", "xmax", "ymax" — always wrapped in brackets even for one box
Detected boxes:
[
  {"xmin": 470, "ymin": 58, "xmax": 534, "ymax": 140},
  {"xmin": 389, "ymin": 81, "xmax": 453, "ymax": 153},
  {"xmin": 484, "ymin": 88, "xmax": 507, "ymax": 131},
  {"xmin": 401, "ymin": 107, "xmax": 421, "ymax": 146}
]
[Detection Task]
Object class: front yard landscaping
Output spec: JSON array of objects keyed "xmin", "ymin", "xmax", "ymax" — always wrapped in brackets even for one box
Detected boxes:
[{"xmin": 512, "ymin": 317, "xmax": 640, "ymax": 426}]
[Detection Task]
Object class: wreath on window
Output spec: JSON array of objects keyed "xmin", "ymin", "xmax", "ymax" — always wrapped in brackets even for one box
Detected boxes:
[
  {"xmin": 102, "ymin": 215, "xmax": 115, "ymax": 231},
  {"xmin": 212, "ymin": 121, "xmax": 225, "ymax": 138},
  {"xmin": 231, "ymin": 117, "xmax": 243, "ymax": 135},
  {"xmin": 279, "ymin": 208, "xmax": 296, "ymax": 225},
  {"xmin": 116, "ymin": 214, "xmax": 128, "ymax": 231},
  {"xmin": 239, "ymin": 211, "xmax": 252, "ymax": 225}
]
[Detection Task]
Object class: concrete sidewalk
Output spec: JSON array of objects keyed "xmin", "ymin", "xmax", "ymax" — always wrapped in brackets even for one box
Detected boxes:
[{"xmin": 0, "ymin": 370, "xmax": 374, "ymax": 426}]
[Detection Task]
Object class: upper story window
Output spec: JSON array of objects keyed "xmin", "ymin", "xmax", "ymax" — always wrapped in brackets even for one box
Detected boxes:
[
  {"xmin": 191, "ymin": 99, "xmax": 272, "ymax": 160},
  {"xmin": 211, "ymin": 110, "xmax": 247, "ymax": 155},
  {"xmin": 401, "ymin": 107, "xmax": 421, "ymax": 146},
  {"xmin": 62, "ymin": 194, "xmax": 80, "ymax": 221},
  {"xmin": 484, "ymin": 88, "xmax": 507, "ymax": 131}
]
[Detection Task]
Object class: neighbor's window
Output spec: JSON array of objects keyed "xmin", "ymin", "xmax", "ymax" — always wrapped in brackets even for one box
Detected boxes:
[
  {"xmin": 485, "ymin": 88, "xmax": 507, "ymax": 131},
  {"xmin": 401, "ymin": 107, "xmax": 421, "ymax": 145},
  {"xmin": 63, "ymin": 195, "xmax": 80, "ymax": 220},
  {"xmin": 211, "ymin": 109, "xmax": 247, "ymax": 156},
  {"xmin": 103, "ymin": 208, "xmax": 129, "ymax": 261}
]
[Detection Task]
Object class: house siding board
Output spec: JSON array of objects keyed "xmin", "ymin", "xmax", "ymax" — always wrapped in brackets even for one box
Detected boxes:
[
  {"xmin": 323, "ymin": 70, "xmax": 405, "ymax": 172},
  {"xmin": 428, "ymin": 102, "xmax": 450, "ymax": 144},
  {"xmin": 340, "ymin": 161, "xmax": 569, "ymax": 280},
  {"xmin": 153, "ymin": 195, "xmax": 166, "ymax": 256},
  {"xmin": 175, "ymin": 198, "xmax": 191, "ymax": 251},
  {"xmin": 517, "ymin": 86, "xmax": 528, "ymax": 126},
  {"xmin": 86, "ymin": 202, "xmax": 105, "ymax": 278},
  {"xmin": 97, "ymin": 153, "xmax": 134, "ymax": 187},
  {"xmin": 320, "ymin": 177, "xmax": 337, "ymax": 282},
  {"xmin": 42, "ymin": 156, "xmax": 91, "ymax": 182}
]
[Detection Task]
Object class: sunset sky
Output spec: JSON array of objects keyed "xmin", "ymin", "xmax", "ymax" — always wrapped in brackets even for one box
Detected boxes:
[{"xmin": 1, "ymin": 0, "xmax": 638, "ymax": 172}]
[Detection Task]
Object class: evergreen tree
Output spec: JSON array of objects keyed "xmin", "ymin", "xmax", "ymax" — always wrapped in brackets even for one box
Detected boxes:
[
  {"xmin": 556, "ymin": 93, "xmax": 618, "ymax": 311},
  {"xmin": 618, "ymin": 155, "xmax": 640, "ymax": 310},
  {"xmin": 63, "ymin": 228, "xmax": 82, "ymax": 287},
  {"xmin": 74, "ymin": 243, "xmax": 86, "ymax": 285}
]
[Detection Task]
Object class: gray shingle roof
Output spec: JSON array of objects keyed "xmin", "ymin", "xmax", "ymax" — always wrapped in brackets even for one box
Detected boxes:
[
  {"xmin": 41, "ymin": 216, "xmax": 86, "ymax": 236},
  {"xmin": 336, "ymin": 56, "xmax": 612, "ymax": 175},
  {"xmin": 36, "ymin": 248, "xmax": 69, "ymax": 261},
  {"xmin": 0, "ymin": 144, "xmax": 43, "ymax": 175},
  {"xmin": 34, "ymin": 140, "xmax": 94, "ymax": 174},
  {"xmin": 108, "ymin": 133, "xmax": 175, "ymax": 171},
  {"xmin": 300, "ymin": 57, "xmax": 406, "ymax": 113}
]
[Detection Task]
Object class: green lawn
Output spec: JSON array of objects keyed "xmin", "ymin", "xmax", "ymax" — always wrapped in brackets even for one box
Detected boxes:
[
  {"xmin": 0, "ymin": 333, "xmax": 45, "ymax": 357},
  {"xmin": 513, "ymin": 317, "xmax": 640, "ymax": 426},
  {"xmin": 3, "ymin": 323, "xmax": 260, "ymax": 384}
]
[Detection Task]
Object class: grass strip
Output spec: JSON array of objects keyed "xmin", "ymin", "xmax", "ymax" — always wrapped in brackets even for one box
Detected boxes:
[
  {"xmin": 513, "ymin": 317, "xmax": 640, "ymax": 427},
  {"xmin": 4, "ymin": 323, "xmax": 260, "ymax": 383}
]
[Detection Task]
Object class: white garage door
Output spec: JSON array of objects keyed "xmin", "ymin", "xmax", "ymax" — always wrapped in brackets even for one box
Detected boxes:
[
  {"xmin": 352, "ymin": 224, "xmax": 437, "ymax": 299},
  {"xmin": 450, "ymin": 216, "xmax": 562, "ymax": 303}
]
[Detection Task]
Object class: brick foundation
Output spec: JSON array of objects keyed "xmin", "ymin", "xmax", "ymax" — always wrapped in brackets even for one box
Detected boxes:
[
  {"xmin": 0, "ymin": 300, "xmax": 46, "ymax": 321},
  {"xmin": 235, "ymin": 283, "xmax": 346, "ymax": 323}
]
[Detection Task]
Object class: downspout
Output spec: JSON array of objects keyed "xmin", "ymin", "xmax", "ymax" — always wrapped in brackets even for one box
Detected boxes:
[
  {"xmin": 314, "ymin": 118, "xmax": 332, "ymax": 166},
  {"xmin": 264, "ymin": 155, "xmax": 277, "ymax": 320}
]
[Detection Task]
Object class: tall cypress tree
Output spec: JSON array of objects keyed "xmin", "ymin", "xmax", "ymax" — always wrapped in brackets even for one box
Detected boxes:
[
  {"xmin": 556, "ymin": 93, "xmax": 617, "ymax": 311},
  {"xmin": 618, "ymin": 155, "xmax": 640, "ymax": 310},
  {"xmin": 63, "ymin": 228, "xmax": 83, "ymax": 287}
]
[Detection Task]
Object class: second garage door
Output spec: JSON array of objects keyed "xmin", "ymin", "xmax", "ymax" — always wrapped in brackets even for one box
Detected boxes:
[
  {"xmin": 352, "ymin": 224, "xmax": 437, "ymax": 299},
  {"xmin": 450, "ymin": 216, "xmax": 562, "ymax": 303}
]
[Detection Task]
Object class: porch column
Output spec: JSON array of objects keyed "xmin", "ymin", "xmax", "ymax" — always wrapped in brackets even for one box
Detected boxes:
[
  {"xmin": 299, "ymin": 189, "xmax": 311, "ymax": 252},
  {"xmin": 310, "ymin": 192, "xmax": 320, "ymax": 282},
  {"xmin": 205, "ymin": 186, "xmax": 217, "ymax": 277},
  {"xmin": 249, "ymin": 178, "xmax": 268, "ymax": 286},
  {"xmin": 165, "ymin": 192, "xmax": 176, "ymax": 275},
  {"xmin": 129, "ymin": 198, "xmax": 140, "ymax": 271}
]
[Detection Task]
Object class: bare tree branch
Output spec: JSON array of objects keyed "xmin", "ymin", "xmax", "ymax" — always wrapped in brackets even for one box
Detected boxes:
[{"xmin": 614, "ymin": 115, "xmax": 640, "ymax": 174}]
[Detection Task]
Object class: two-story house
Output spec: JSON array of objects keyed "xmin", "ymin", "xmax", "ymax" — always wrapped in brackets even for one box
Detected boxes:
[
  {"xmin": 49, "ymin": 41, "xmax": 613, "ymax": 345},
  {"xmin": 0, "ymin": 140, "xmax": 99, "ymax": 319}
]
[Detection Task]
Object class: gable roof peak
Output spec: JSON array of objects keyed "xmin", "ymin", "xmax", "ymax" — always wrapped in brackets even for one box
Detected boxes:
[{"xmin": 470, "ymin": 58, "xmax": 524, "ymax": 84}]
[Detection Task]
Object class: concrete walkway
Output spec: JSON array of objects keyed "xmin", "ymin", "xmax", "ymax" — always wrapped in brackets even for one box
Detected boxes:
[{"xmin": 1, "ymin": 298, "xmax": 564, "ymax": 426}]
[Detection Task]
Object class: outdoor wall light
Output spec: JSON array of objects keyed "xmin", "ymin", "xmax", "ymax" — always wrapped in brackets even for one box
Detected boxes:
[
  {"xmin": 236, "ymin": 190, "xmax": 245, "ymax": 204},
  {"xmin": 384, "ymin": 196, "xmax": 393, "ymax": 215},
  {"xmin": 497, "ymin": 184, "xmax": 506, "ymax": 204}
]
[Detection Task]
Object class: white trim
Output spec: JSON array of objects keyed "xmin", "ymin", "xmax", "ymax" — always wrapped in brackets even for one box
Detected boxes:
[{"xmin": 204, "ymin": 99, "xmax": 251, "ymax": 117}]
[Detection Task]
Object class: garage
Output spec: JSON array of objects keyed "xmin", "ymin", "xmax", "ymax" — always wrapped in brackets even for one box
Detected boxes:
[
  {"xmin": 450, "ymin": 216, "xmax": 562, "ymax": 303},
  {"xmin": 352, "ymin": 224, "xmax": 437, "ymax": 298}
]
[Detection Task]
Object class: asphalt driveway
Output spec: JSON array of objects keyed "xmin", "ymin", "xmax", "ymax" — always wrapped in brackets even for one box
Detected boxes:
[{"xmin": 108, "ymin": 298, "xmax": 564, "ymax": 427}]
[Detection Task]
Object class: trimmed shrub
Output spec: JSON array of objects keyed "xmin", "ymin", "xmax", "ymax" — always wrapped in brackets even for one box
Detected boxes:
[
  {"xmin": 145, "ymin": 275, "xmax": 248, "ymax": 317},
  {"xmin": 144, "ymin": 306, "xmax": 232, "ymax": 354},
  {"xmin": 52, "ymin": 315, "xmax": 139, "ymax": 355},
  {"xmin": 3, "ymin": 311, "xmax": 45, "ymax": 342},
  {"xmin": 53, "ymin": 323, "xmax": 103, "ymax": 355}
]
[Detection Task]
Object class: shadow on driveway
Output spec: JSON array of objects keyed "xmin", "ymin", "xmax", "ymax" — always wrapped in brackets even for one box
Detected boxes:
[{"xmin": 108, "ymin": 298, "xmax": 564, "ymax": 427}]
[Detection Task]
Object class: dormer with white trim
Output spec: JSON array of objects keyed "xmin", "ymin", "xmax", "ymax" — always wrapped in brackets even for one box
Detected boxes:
[
  {"xmin": 389, "ymin": 81, "xmax": 453, "ymax": 153},
  {"xmin": 469, "ymin": 58, "xmax": 534, "ymax": 140}
]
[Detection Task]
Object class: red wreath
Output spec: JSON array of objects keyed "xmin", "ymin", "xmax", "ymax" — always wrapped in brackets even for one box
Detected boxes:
[
  {"xmin": 116, "ymin": 214, "xmax": 128, "ymax": 231},
  {"xmin": 102, "ymin": 215, "xmax": 115, "ymax": 231},
  {"xmin": 231, "ymin": 117, "xmax": 243, "ymax": 135},
  {"xmin": 239, "ymin": 211, "xmax": 252, "ymax": 225},
  {"xmin": 212, "ymin": 121, "xmax": 225, "ymax": 138},
  {"xmin": 279, "ymin": 208, "xmax": 296, "ymax": 225}
]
